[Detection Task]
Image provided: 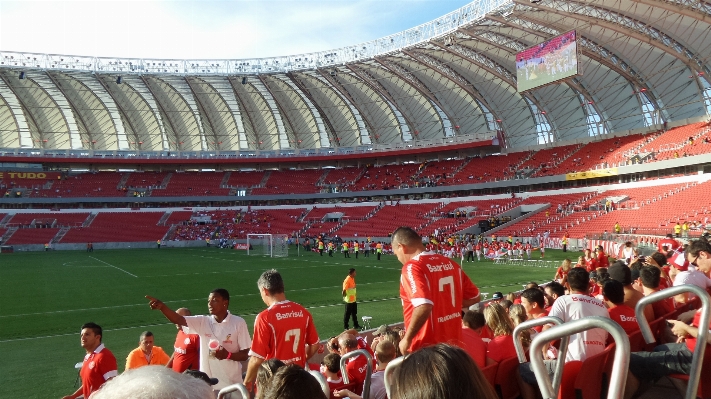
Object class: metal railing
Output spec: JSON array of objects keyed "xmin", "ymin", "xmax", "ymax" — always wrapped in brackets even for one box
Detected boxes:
[
  {"xmin": 217, "ymin": 383, "xmax": 250, "ymax": 399},
  {"xmin": 635, "ymin": 284, "xmax": 710, "ymax": 399},
  {"xmin": 512, "ymin": 316, "xmax": 567, "ymax": 398},
  {"xmin": 340, "ymin": 349, "xmax": 374, "ymax": 399},
  {"xmin": 529, "ymin": 316, "xmax": 630, "ymax": 399}
]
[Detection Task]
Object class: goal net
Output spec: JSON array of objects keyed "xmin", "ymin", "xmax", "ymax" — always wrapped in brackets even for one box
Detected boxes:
[{"xmin": 247, "ymin": 234, "xmax": 289, "ymax": 257}]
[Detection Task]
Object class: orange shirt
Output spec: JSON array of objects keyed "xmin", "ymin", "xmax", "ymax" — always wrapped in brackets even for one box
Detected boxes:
[
  {"xmin": 343, "ymin": 275, "xmax": 356, "ymax": 303},
  {"xmin": 125, "ymin": 346, "xmax": 170, "ymax": 370}
]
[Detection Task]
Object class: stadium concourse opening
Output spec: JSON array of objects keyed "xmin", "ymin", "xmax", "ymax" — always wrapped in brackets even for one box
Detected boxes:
[{"xmin": 0, "ymin": 0, "xmax": 710, "ymax": 397}]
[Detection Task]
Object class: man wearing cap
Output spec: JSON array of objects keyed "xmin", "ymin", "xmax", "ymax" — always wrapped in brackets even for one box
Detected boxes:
[
  {"xmin": 624, "ymin": 239, "xmax": 711, "ymax": 399},
  {"xmin": 125, "ymin": 331, "xmax": 171, "ymax": 370},
  {"xmin": 670, "ymin": 250, "xmax": 711, "ymax": 304},
  {"xmin": 391, "ymin": 226, "xmax": 480, "ymax": 355},
  {"xmin": 490, "ymin": 292, "xmax": 504, "ymax": 303},
  {"xmin": 62, "ymin": 322, "xmax": 118, "ymax": 399},
  {"xmin": 167, "ymin": 308, "xmax": 200, "ymax": 373},
  {"xmin": 343, "ymin": 268, "xmax": 361, "ymax": 330},
  {"xmin": 244, "ymin": 269, "xmax": 320, "ymax": 391},
  {"xmin": 146, "ymin": 289, "xmax": 251, "ymax": 395}
]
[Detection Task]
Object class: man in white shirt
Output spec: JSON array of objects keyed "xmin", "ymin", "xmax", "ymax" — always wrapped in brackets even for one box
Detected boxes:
[
  {"xmin": 146, "ymin": 289, "xmax": 251, "ymax": 395},
  {"xmin": 517, "ymin": 268, "xmax": 610, "ymax": 399},
  {"xmin": 670, "ymin": 251, "xmax": 711, "ymax": 304}
]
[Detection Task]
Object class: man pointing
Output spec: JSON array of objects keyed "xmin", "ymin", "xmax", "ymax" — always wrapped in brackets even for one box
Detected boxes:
[{"xmin": 146, "ymin": 289, "xmax": 251, "ymax": 394}]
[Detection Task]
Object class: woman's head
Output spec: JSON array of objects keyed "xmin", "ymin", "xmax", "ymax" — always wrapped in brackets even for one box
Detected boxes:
[
  {"xmin": 255, "ymin": 359, "xmax": 286, "ymax": 399},
  {"xmin": 390, "ymin": 344, "xmax": 498, "ymax": 399},
  {"xmin": 261, "ymin": 364, "xmax": 326, "ymax": 399},
  {"xmin": 561, "ymin": 259, "xmax": 572, "ymax": 271},
  {"xmin": 484, "ymin": 303, "xmax": 514, "ymax": 337}
]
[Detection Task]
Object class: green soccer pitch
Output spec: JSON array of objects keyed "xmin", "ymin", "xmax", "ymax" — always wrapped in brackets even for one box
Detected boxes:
[{"xmin": 0, "ymin": 246, "xmax": 576, "ymax": 398}]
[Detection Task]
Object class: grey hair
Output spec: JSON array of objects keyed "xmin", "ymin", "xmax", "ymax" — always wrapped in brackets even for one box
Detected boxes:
[
  {"xmin": 257, "ymin": 269, "xmax": 285, "ymax": 295},
  {"xmin": 91, "ymin": 366, "xmax": 213, "ymax": 399}
]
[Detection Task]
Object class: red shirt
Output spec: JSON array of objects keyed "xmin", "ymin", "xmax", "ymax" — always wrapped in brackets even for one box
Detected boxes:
[
  {"xmin": 529, "ymin": 310, "xmax": 550, "ymax": 333},
  {"xmin": 658, "ymin": 238, "xmax": 680, "ymax": 253},
  {"xmin": 584, "ymin": 257, "xmax": 598, "ymax": 272},
  {"xmin": 650, "ymin": 295, "xmax": 675, "ymax": 319},
  {"xmin": 461, "ymin": 327, "xmax": 487, "ymax": 368},
  {"xmin": 172, "ymin": 329, "xmax": 200, "ymax": 372},
  {"xmin": 487, "ymin": 335, "xmax": 517, "ymax": 363},
  {"xmin": 80, "ymin": 344, "xmax": 117, "ymax": 399},
  {"xmin": 597, "ymin": 252, "xmax": 610, "ymax": 268},
  {"xmin": 327, "ymin": 377, "xmax": 348, "ymax": 399},
  {"xmin": 608, "ymin": 305, "xmax": 639, "ymax": 334},
  {"xmin": 345, "ymin": 353, "xmax": 369, "ymax": 395},
  {"xmin": 400, "ymin": 251, "xmax": 480, "ymax": 352},
  {"xmin": 249, "ymin": 300, "xmax": 319, "ymax": 367},
  {"xmin": 686, "ymin": 310, "xmax": 711, "ymax": 352}
]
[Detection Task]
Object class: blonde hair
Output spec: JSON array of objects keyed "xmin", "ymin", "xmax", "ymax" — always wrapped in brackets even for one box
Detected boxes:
[
  {"xmin": 484, "ymin": 303, "xmax": 513, "ymax": 337},
  {"xmin": 508, "ymin": 304, "xmax": 532, "ymax": 348},
  {"xmin": 561, "ymin": 259, "xmax": 572, "ymax": 271}
]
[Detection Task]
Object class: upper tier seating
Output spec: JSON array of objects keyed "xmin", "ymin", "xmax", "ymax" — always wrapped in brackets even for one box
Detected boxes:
[
  {"xmin": 6, "ymin": 212, "xmax": 90, "ymax": 227},
  {"xmin": 60, "ymin": 212, "xmax": 168, "ymax": 243},
  {"xmin": 351, "ymin": 164, "xmax": 422, "ymax": 191},
  {"xmin": 251, "ymin": 170, "xmax": 324, "ymax": 195},
  {"xmin": 335, "ymin": 203, "xmax": 440, "ymax": 237},
  {"xmin": 554, "ymin": 134, "xmax": 647, "ymax": 174},
  {"xmin": 124, "ymin": 172, "xmax": 169, "ymax": 188},
  {"xmin": 152, "ymin": 172, "xmax": 230, "ymax": 197},
  {"xmin": 322, "ymin": 167, "xmax": 365, "ymax": 188},
  {"xmin": 636, "ymin": 122, "xmax": 707, "ymax": 157},
  {"xmin": 40, "ymin": 172, "xmax": 124, "ymax": 198},
  {"xmin": 225, "ymin": 171, "xmax": 267, "ymax": 188}
]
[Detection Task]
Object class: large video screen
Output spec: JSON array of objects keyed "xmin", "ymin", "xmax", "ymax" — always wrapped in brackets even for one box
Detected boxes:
[{"xmin": 516, "ymin": 30, "xmax": 579, "ymax": 92}]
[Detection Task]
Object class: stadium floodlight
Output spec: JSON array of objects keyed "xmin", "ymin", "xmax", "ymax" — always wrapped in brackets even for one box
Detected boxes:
[{"xmin": 247, "ymin": 234, "xmax": 289, "ymax": 257}]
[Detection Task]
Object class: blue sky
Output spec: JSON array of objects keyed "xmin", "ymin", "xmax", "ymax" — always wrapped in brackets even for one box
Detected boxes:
[{"xmin": 0, "ymin": 0, "xmax": 471, "ymax": 60}]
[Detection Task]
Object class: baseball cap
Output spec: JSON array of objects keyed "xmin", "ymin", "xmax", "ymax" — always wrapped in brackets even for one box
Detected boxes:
[
  {"xmin": 608, "ymin": 262, "xmax": 632, "ymax": 285},
  {"xmin": 183, "ymin": 369, "xmax": 219, "ymax": 386},
  {"xmin": 670, "ymin": 251, "xmax": 689, "ymax": 271},
  {"xmin": 373, "ymin": 324, "xmax": 390, "ymax": 337},
  {"xmin": 492, "ymin": 292, "xmax": 504, "ymax": 300}
]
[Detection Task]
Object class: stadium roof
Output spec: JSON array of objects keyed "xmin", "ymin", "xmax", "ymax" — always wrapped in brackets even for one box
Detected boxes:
[{"xmin": 0, "ymin": 0, "xmax": 708, "ymax": 153}]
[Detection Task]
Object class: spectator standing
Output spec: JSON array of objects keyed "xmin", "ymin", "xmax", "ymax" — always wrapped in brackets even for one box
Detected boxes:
[
  {"xmin": 125, "ymin": 331, "xmax": 171, "ymax": 370},
  {"xmin": 244, "ymin": 269, "xmax": 320, "ymax": 390},
  {"xmin": 146, "ymin": 289, "xmax": 251, "ymax": 394},
  {"xmin": 167, "ymin": 308, "xmax": 200, "ymax": 373},
  {"xmin": 342, "ymin": 268, "xmax": 360, "ymax": 330},
  {"xmin": 517, "ymin": 268, "xmax": 610, "ymax": 399},
  {"xmin": 392, "ymin": 227, "xmax": 480, "ymax": 355},
  {"xmin": 61, "ymin": 322, "xmax": 118, "ymax": 399}
]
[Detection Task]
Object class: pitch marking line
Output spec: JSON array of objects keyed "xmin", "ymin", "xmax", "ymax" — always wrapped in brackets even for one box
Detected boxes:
[
  {"xmin": 89, "ymin": 256, "xmax": 138, "ymax": 278},
  {"xmin": 0, "ymin": 280, "xmax": 398, "ymax": 319},
  {"xmin": 0, "ymin": 296, "xmax": 401, "ymax": 343}
]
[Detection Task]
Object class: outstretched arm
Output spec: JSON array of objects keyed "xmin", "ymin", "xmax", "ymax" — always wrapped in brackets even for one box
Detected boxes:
[{"xmin": 145, "ymin": 295, "xmax": 186, "ymax": 327}]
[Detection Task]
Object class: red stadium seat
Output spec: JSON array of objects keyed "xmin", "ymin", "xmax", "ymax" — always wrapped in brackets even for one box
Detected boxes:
[
  {"xmin": 574, "ymin": 344, "xmax": 614, "ymax": 399},
  {"xmin": 494, "ymin": 357, "xmax": 521, "ymax": 399},
  {"xmin": 480, "ymin": 362, "xmax": 498, "ymax": 391}
]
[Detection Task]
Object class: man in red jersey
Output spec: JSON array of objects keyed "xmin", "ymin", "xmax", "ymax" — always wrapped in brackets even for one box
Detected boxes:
[
  {"xmin": 244, "ymin": 269, "xmax": 320, "ymax": 391},
  {"xmin": 62, "ymin": 322, "xmax": 117, "ymax": 399},
  {"xmin": 392, "ymin": 227, "xmax": 480, "ymax": 355},
  {"xmin": 657, "ymin": 234, "xmax": 680, "ymax": 254},
  {"xmin": 603, "ymin": 280, "xmax": 639, "ymax": 334},
  {"xmin": 167, "ymin": 308, "xmax": 200, "ymax": 372}
]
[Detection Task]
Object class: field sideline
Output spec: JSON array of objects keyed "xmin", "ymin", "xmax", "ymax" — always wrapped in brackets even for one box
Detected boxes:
[{"xmin": 0, "ymin": 246, "xmax": 572, "ymax": 398}]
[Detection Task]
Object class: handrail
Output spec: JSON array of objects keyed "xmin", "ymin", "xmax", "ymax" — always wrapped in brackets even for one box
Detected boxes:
[
  {"xmin": 217, "ymin": 383, "xmax": 250, "ymax": 399},
  {"xmin": 339, "ymin": 349, "xmax": 374, "ymax": 399},
  {"xmin": 512, "ymin": 316, "xmax": 567, "ymax": 398},
  {"xmin": 383, "ymin": 356, "xmax": 404, "ymax": 399},
  {"xmin": 308, "ymin": 370, "xmax": 331, "ymax": 399},
  {"xmin": 529, "ymin": 316, "xmax": 630, "ymax": 399},
  {"xmin": 635, "ymin": 284, "xmax": 710, "ymax": 399}
]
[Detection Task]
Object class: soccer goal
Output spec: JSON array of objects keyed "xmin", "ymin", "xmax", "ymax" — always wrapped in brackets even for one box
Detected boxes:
[{"xmin": 247, "ymin": 234, "xmax": 289, "ymax": 257}]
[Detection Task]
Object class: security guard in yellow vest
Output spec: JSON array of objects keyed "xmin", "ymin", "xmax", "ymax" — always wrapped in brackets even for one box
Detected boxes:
[{"xmin": 342, "ymin": 268, "xmax": 360, "ymax": 330}]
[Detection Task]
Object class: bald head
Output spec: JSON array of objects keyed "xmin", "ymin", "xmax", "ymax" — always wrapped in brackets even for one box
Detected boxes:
[
  {"xmin": 175, "ymin": 308, "xmax": 191, "ymax": 330},
  {"xmin": 338, "ymin": 334, "xmax": 358, "ymax": 351},
  {"xmin": 391, "ymin": 227, "xmax": 423, "ymax": 247}
]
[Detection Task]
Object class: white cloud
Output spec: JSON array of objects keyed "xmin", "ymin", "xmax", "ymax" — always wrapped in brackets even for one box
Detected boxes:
[{"xmin": 0, "ymin": 0, "xmax": 471, "ymax": 60}]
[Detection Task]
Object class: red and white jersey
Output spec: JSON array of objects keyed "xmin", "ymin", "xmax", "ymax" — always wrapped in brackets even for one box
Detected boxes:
[
  {"xmin": 172, "ymin": 329, "xmax": 200, "ymax": 373},
  {"xmin": 400, "ymin": 252, "xmax": 480, "ymax": 352},
  {"xmin": 525, "ymin": 243, "xmax": 532, "ymax": 251},
  {"xmin": 80, "ymin": 344, "xmax": 118, "ymax": 399},
  {"xmin": 249, "ymin": 300, "xmax": 319, "ymax": 367}
]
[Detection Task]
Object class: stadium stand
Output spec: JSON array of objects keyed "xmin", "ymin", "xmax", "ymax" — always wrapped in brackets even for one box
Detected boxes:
[
  {"xmin": 225, "ymin": 170, "xmax": 268, "ymax": 189},
  {"xmin": 42, "ymin": 172, "xmax": 124, "ymax": 198},
  {"xmin": 251, "ymin": 169, "xmax": 324, "ymax": 195},
  {"xmin": 60, "ymin": 212, "xmax": 168, "ymax": 243},
  {"xmin": 5, "ymin": 212, "xmax": 90, "ymax": 227},
  {"xmin": 152, "ymin": 171, "xmax": 231, "ymax": 197}
]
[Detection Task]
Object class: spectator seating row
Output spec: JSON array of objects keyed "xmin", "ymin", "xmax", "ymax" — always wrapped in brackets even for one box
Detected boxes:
[{"xmin": 60, "ymin": 212, "xmax": 168, "ymax": 243}]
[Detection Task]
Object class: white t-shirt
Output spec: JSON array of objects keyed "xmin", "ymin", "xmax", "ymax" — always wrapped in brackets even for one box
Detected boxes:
[
  {"xmin": 185, "ymin": 311, "xmax": 252, "ymax": 389},
  {"xmin": 369, "ymin": 370, "xmax": 387, "ymax": 399},
  {"xmin": 548, "ymin": 294, "xmax": 609, "ymax": 362},
  {"xmin": 673, "ymin": 270, "xmax": 711, "ymax": 301}
]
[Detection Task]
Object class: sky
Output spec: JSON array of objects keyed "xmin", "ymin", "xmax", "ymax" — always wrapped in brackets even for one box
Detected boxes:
[{"xmin": 0, "ymin": 0, "xmax": 471, "ymax": 60}]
